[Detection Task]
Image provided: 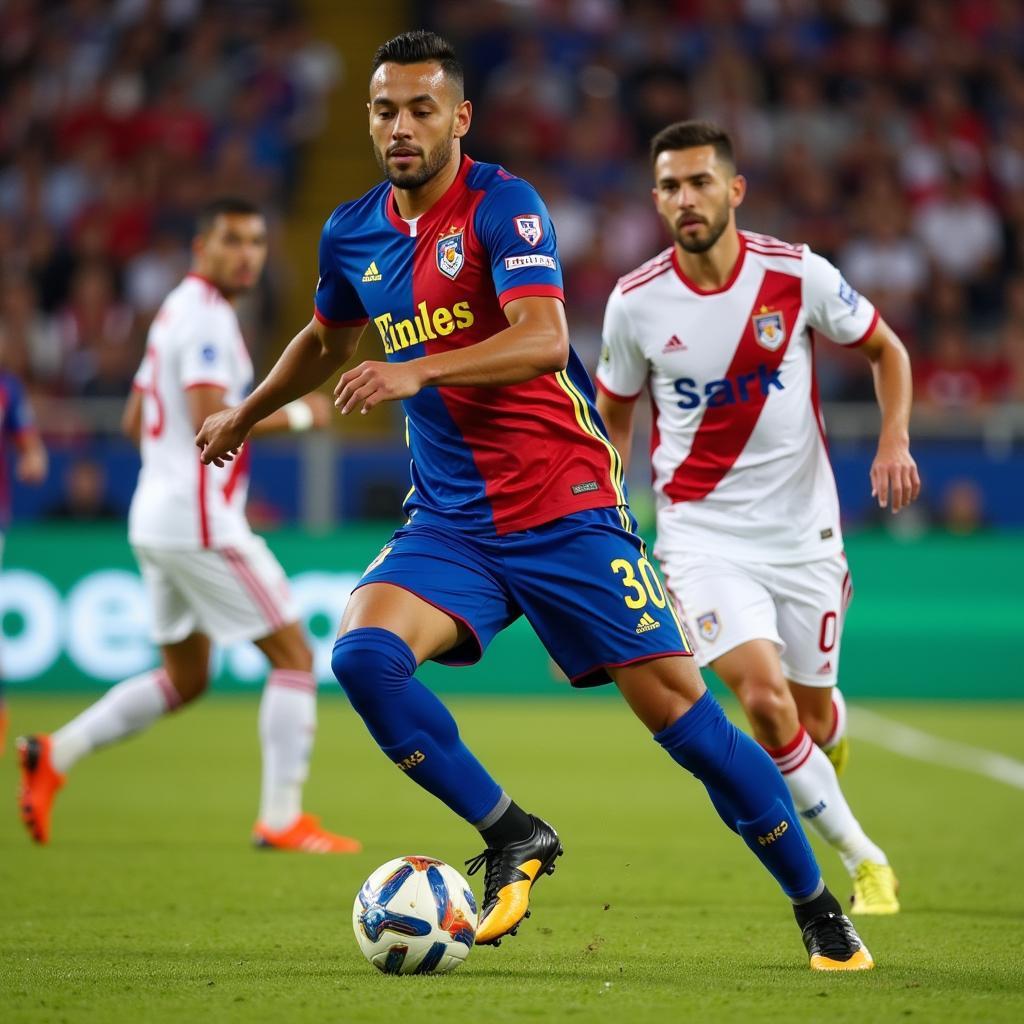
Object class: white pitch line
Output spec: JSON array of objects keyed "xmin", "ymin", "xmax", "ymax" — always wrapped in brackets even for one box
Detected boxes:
[{"xmin": 848, "ymin": 706, "xmax": 1024, "ymax": 790}]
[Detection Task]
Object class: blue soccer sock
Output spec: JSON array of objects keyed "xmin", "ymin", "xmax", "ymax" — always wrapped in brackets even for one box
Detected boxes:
[
  {"xmin": 332, "ymin": 627, "xmax": 503, "ymax": 824},
  {"xmin": 654, "ymin": 690, "xmax": 822, "ymax": 900}
]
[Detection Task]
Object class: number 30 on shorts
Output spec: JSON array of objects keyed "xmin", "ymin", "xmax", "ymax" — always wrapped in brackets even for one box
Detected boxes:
[{"xmin": 610, "ymin": 557, "xmax": 667, "ymax": 610}]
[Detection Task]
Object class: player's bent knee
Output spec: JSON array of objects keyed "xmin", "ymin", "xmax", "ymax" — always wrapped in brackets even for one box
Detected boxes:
[
  {"xmin": 331, "ymin": 627, "xmax": 418, "ymax": 716},
  {"xmin": 739, "ymin": 680, "xmax": 792, "ymax": 730}
]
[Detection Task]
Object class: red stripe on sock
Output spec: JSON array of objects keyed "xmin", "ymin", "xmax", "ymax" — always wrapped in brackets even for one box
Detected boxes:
[
  {"xmin": 155, "ymin": 669, "xmax": 182, "ymax": 711},
  {"xmin": 766, "ymin": 727, "xmax": 813, "ymax": 775},
  {"xmin": 765, "ymin": 726, "xmax": 807, "ymax": 760},
  {"xmin": 268, "ymin": 670, "xmax": 317, "ymax": 695},
  {"xmin": 779, "ymin": 741, "xmax": 814, "ymax": 775}
]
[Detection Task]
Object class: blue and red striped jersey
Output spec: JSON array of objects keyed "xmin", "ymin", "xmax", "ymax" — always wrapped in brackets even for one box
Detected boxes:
[
  {"xmin": 0, "ymin": 370, "xmax": 36, "ymax": 528},
  {"xmin": 314, "ymin": 155, "xmax": 626, "ymax": 535}
]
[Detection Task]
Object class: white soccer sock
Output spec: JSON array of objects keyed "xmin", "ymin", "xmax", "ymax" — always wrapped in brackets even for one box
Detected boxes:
[
  {"xmin": 50, "ymin": 669, "xmax": 181, "ymax": 774},
  {"xmin": 821, "ymin": 688, "xmax": 847, "ymax": 751},
  {"xmin": 258, "ymin": 670, "xmax": 317, "ymax": 831},
  {"xmin": 768, "ymin": 726, "xmax": 887, "ymax": 875}
]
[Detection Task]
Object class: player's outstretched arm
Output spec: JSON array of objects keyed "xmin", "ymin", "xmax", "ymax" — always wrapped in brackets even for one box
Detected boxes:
[
  {"xmin": 595, "ymin": 390, "xmax": 637, "ymax": 475},
  {"xmin": 197, "ymin": 317, "xmax": 363, "ymax": 465},
  {"xmin": 334, "ymin": 296, "xmax": 567, "ymax": 414},
  {"xmin": 858, "ymin": 317, "xmax": 921, "ymax": 513}
]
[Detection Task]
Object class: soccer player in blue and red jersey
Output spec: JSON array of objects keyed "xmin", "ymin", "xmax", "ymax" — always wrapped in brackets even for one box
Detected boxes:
[
  {"xmin": 0, "ymin": 366, "xmax": 48, "ymax": 752},
  {"xmin": 197, "ymin": 31, "xmax": 875, "ymax": 970}
]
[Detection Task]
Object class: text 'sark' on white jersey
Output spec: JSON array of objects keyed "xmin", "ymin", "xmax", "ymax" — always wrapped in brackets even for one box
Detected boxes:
[
  {"xmin": 128, "ymin": 273, "xmax": 255, "ymax": 549},
  {"xmin": 596, "ymin": 232, "xmax": 879, "ymax": 564}
]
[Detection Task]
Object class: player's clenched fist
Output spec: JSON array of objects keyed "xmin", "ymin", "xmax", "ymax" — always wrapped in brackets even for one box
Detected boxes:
[
  {"xmin": 335, "ymin": 360, "xmax": 426, "ymax": 415},
  {"xmin": 196, "ymin": 407, "xmax": 250, "ymax": 466}
]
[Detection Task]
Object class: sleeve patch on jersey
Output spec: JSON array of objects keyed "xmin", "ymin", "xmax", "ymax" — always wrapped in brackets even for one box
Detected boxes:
[
  {"xmin": 201, "ymin": 343, "xmax": 218, "ymax": 363},
  {"xmin": 504, "ymin": 254, "xmax": 557, "ymax": 271},
  {"xmin": 838, "ymin": 277, "xmax": 860, "ymax": 312},
  {"xmin": 513, "ymin": 214, "xmax": 543, "ymax": 247}
]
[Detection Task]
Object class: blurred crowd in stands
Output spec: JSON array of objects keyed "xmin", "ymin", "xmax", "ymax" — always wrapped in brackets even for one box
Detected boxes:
[
  {"xmin": 3, "ymin": 0, "xmax": 1024, "ymax": 433},
  {"xmin": 423, "ymin": 0, "xmax": 1024, "ymax": 411},
  {"xmin": 0, "ymin": 0, "xmax": 340, "ymax": 431}
]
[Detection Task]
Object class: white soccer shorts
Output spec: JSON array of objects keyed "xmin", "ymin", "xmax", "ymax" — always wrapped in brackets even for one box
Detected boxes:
[
  {"xmin": 134, "ymin": 534, "xmax": 299, "ymax": 646},
  {"xmin": 658, "ymin": 550, "xmax": 852, "ymax": 687}
]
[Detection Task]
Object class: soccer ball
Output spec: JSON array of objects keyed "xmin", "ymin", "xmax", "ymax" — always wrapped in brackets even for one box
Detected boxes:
[{"xmin": 352, "ymin": 856, "xmax": 478, "ymax": 974}]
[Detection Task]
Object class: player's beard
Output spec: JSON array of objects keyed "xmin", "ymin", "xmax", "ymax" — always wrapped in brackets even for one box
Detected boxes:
[
  {"xmin": 375, "ymin": 131, "xmax": 454, "ymax": 190},
  {"xmin": 673, "ymin": 199, "xmax": 731, "ymax": 254}
]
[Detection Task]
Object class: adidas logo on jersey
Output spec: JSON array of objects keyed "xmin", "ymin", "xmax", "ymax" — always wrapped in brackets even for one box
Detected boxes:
[
  {"xmin": 662, "ymin": 334, "xmax": 687, "ymax": 353},
  {"xmin": 635, "ymin": 612, "xmax": 661, "ymax": 634},
  {"xmin": 817, "ymin": 659, "xmax": 833, "ymax": 675},
  {"xmin": 362, "ymin": 261, "xmax": 382, "ymax": 283}
]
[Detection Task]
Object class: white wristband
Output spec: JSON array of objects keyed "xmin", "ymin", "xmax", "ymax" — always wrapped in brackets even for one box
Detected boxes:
[{"xmin": 284, "ymin": 399, "xmax": 314, "ymax": 432}]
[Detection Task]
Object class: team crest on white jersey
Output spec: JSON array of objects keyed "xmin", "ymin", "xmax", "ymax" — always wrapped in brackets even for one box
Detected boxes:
[
  {"xmin": 697, "ymin": 611, "xmax": 720, "ymax": 642},
  {"xmin": 513, "ymin": 214, "xmax": 543, "ymax": 247},
  {"xmin": 752, "ymin": 306, "xmax": 786, "ymax": 351},
  {"xmin": 436, "ymin": 230, "xmax": 465, "ymax": 279}
]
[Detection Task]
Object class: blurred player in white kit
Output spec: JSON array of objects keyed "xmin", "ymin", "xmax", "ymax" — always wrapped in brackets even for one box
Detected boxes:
[
  {"xmin": 17, "ymin": 198, "xmax": 360, "ymax": 854},
  {"xmin": 596, "ymin": 122, "xmax": 920, "ymax": 914}
]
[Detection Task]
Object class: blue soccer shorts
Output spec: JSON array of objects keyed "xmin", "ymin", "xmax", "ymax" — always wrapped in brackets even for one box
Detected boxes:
[{"xmin": 354, "ymin": 506, "xmax": 692, "ymax": 687}]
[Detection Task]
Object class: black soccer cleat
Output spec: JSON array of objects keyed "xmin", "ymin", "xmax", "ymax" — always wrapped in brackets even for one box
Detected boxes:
[
  {"xmin": 801, "ymin": 911, "xmax": 875, "ymax": 971},
  {"xmin": 466, "ymin": 814, "xmax": 563, "ymax": 945}
]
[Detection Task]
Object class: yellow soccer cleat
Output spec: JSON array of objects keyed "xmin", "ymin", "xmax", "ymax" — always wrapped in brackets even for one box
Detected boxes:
[
  {"xmin": 850, "ymin": 861, "xmax": 900, "ymax": 915},
  {"xmin": 802, "ymin": 911, "xmax": 875, "ymax": 971},
  {"xmin": 466, "ymin": 815, "xmax": 563, "ymax": 946},
  {"xmin": 824, "ymin": 735, "xmax": 849, "ymax": 776}
]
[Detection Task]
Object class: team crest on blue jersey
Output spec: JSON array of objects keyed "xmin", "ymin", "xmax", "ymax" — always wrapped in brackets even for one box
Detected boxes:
[
  {"xmin": 752, "ymin": 306, "xmax": 786, "ymax": 351},
  {"xmin": 514, "ymin": 214, "xmax": 543, "ymax": 247},
  {"xmin": 697, "ymin": 611, "xmax": 720, "ymax": 642},
  {"xmin": 436, "ymin": 230, "xmax": 465, "ymax": 280}
]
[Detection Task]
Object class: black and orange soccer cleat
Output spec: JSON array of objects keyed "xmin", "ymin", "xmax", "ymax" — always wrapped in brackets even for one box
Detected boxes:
[
  {"xmin": 466, "ymin": 814, "xmax": 563, "ymax": 946},
  {"xmin": 17, "ymin": 734, "xmax": 65, "ymax": 845},
  {"xmin": 801, "ymin": 911, "xmax": 875, "ymax": 971}
]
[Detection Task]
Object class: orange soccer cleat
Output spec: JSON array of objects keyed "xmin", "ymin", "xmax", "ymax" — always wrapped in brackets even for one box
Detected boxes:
[
  {"xmin": 17, "ymin": 735, "xmax": 66, "ymax": 845},
  {"xmin": 252, "ymin": 812, "xmax": 362, "ymax": 854}
]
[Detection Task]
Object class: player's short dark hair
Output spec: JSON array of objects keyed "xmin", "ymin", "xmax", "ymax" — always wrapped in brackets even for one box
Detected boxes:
[
  {"xmin": 371, "ymin": 30, "xmax": 464, "ymax": 96},
  {"xmin": 196, "ymin": 197, "xmax": 263, "ymax": 235},
  {"xmin": 650, "ymin": 120, "xmax": 736, "ymax": 172}
]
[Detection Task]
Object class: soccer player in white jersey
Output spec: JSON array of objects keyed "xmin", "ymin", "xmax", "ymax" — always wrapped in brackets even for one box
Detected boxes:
[
  {"xmin": 17, "ymin": 198, "xmax": 360, "ymax": 854},
  {"xmin": 596, "ymin": 122, "xmax": 920, "ymax": 915}
]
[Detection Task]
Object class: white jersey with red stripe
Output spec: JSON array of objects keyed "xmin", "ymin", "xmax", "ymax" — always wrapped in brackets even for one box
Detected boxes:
[
  {"xmin": 128, "ymin": 273, "xmax": 255, "ymax": 550},
  {"xmin": 596, "ymin": 231, "xmax": 878, "ymax": 564}
]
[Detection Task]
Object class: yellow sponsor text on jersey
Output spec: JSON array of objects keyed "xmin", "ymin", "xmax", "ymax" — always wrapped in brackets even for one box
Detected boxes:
[{"xmin": 373, "ymin": 301, "xmax": 475, "ymax": 355}]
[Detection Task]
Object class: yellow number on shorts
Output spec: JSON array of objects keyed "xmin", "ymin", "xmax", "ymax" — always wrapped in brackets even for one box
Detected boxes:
[
  {"xmin": 638, "ymin": 558, "xmax": 667, "ymax": 609},
  {"xmin": 610, "ymin": 557, "xmax": 667, "ymax": 610},
  {"xmin": 610, "ymin": 558, "xmax": 646, "ymax": 609}
]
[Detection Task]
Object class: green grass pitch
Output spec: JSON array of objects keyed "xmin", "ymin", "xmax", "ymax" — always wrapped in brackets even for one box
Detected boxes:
[{"xmin": 2, "ymin": 695, "xmax": 1023, "ymax": 1023}]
